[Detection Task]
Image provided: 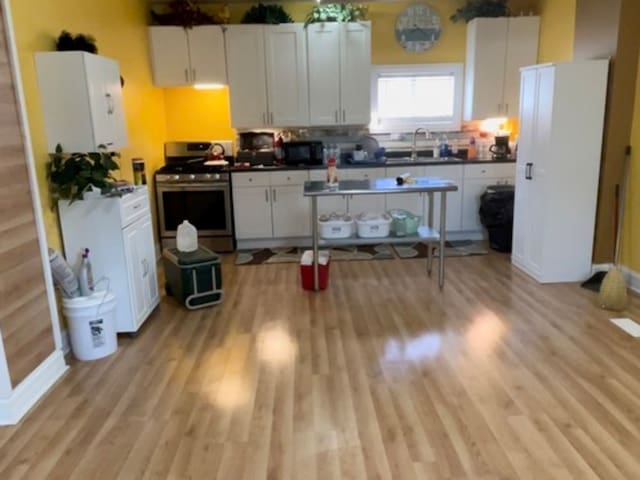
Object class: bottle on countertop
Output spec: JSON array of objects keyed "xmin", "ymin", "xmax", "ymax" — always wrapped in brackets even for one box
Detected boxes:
[
  {"xmin": 468, "ymin": 136, "xmax": 478, "ymax": 160},
  {"xmin": 433, "ymin": 137, "xmax": 441, "ymax": 159},
  {"xmin": 78, "ymin": 248, "xmax": 95, "ymax": 297},
  {"xmin": 274, "ymin": 133, "xmax": 284, "ymax": 163},
  {"xmin": 439, "ymin": 135, "xmax": 450, "ymax": 158},
  {"xmin": 326, "ymin": 157, "xmax": 338, "ymax": 188}
]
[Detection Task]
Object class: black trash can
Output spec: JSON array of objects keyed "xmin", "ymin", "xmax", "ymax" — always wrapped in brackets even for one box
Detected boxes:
[{"xmin": 479, "ymin": 184, "xmax": 515, "ymax": 253}]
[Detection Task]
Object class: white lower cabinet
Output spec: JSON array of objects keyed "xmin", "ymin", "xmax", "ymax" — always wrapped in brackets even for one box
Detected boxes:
[
  {"xmin": 385, "ymin": 167, "xmax": 424, "ymax": 217},
  {"xmin": 58, "ymin": 187, "xmax": 159, "ymax": 333},
  {"xmin": 461, "ymin": 163, "xmax": 516, "ymax": 231},
  {"xmin": 344, "ymin": 168, "xmax": 386, "ymax": 215},
  {"xmin": 427, "ymin": 165, "xmax": 464, "ymax": 232},
  {"xmin": 232, "ymin": 171, "xmax": 310, "ymax": 241}
]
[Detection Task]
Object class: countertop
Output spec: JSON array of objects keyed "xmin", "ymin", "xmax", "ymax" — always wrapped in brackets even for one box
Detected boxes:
[{"xmin": 228, "ymin": 157, "xmax": 516, "ymax": 173}]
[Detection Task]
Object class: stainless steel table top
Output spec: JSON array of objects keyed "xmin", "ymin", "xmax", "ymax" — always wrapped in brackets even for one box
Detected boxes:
[{"xmin": 303, "ymin": 178, "xmax": 459, "ymax": 196}]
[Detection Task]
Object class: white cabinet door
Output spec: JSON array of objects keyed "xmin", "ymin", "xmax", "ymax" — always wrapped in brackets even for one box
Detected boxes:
[
  {"xmin": 148, "ymin": 27, "xmax": 191, "ymax": 86},
  {"xmin": 138, "ymin": 217, "xmax": 159, "ymax": 317},
  {"xmin": 123, "ymin": 222, "xmax": 146, "ymax": 325},
  {"xmin": 345, "ymin": 167, "xmax": 386, "ymax": 215},
  {"xmin": 233, "ymin": 186, "xmax": 273, "ymax": 239},
  {"xmin": 385, "ymin": 166, "xmax": 424, "ymax": 216},
  {"xmin": 265, "ymin": 24, "xmax": 309, "ymax": 127},
  {"xmin": 426, "ymin": 166, "xmax": 463, "ymax": 232},
  {"xmin": 309, "ymin": 170, "xmax": 348, "ymax": 214},
  {"xmin": 101, "ymin": 57, "xmax": 128, "ymax": 148},
  {"xmin": 464, "ymin": 18, "xmax": 508, "ymax": 120},
  {"xmin": 188, "ymin": 26, "xmax": 227, "ymax": 85},
  {"xmin": 271, "ymin": 186, "xmax": 311, "ymax": 237},
  {"xmin": 503, "ymin": 17, "xmax": 540, "ymax": 118},
  {"xmin": 226, "ymin": 25, "xmax": 269, "ymax": 128},
  {"xmin": 340, "ymin": 21, "xmax": 371, "ymax": 125},
  {"xmin": 461, "ymin": 178, "xmax": 492, "ymax": 231},
  {"xmin": 307, "ymin": 23, "xmax": 341, "ymax": 126}
]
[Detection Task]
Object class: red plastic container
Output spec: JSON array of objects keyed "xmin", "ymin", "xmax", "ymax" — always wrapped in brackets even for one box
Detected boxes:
[{"xmin": 300, "ymin": 260, "xmax": 330, "ymax": 290}]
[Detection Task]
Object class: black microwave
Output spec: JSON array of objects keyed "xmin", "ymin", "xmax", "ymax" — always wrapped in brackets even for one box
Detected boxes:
[{"xmin": 283, "ymin": 141, "xmax": 323, "ymax": 166}]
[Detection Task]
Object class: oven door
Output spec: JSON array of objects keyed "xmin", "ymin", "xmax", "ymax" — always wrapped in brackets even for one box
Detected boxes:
[{"xmin": 156, "ymin": 183, "xmax": 232, "ymax": 238}]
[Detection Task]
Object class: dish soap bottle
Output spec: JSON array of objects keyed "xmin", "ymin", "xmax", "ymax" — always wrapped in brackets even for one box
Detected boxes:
[
  {"xmin": 177, "ymin": 220, "xmax": 198, "ymax": 252},
  {"xmin": 439, "ymin": 135, "xmax": 450, "ymax": 158},
  {"xmin": 78, "ymin": 248, "xmax": 95, "ymax": 297}
]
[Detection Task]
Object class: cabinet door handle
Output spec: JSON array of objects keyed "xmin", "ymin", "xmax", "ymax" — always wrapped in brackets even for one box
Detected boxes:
[
  {"xmin": 272, "ymin": 188, "xmax": 277, "ymax": 202},
  {"xmin": 265, "ymin": 188, "xmax": 269, "ymax": 203},
  {"xmin": 105, "ymin": 93, "xmax": 114, "ymax": 114},
  {"xmin": 192, "ymin": 68, "xmax": 196, "ymax": 81},
  {"xmin": 505, "ymin": 103, "xmax": 509, "ymax": 116},
  {"xmin": 342, "ymin": 109, "xmax": 346, "ymax": 122},
  {"xmin": 525, "ymin": 163, "xmax": 533, "ymax": 180},
  {"xmin": 185, "ymin": 68, "xmax": 189, "ymax": 82},
  {"xmin": 270, "ymin": 112, "xmax": 274, "ymax": 125},
  {"xmin": 334, "ymin": 110, "xmax": 338, "ymax": 124}
]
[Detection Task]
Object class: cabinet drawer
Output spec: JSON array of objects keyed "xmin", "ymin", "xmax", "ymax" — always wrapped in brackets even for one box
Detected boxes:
[
  {"xmin": 309, "ymin": 170, "xmax": 326, "ymax": 181},
  {"xmin": 464, "ymin": 163, "xmax": 516, "ymax": 179},
  {"xmin": 425, "ymin": 165, "xmax": 463, "ymax": 180},
  {"xmin": 270, "ymin": 171, "xmax": 309, "ymax": 186},
  {"xmin": 120, "ymin": 190, "xmax": 150, "ymax": 227},
  {"xmin": 344, "ymin": 167, "xmax": 386, "ymax": 180},
  {"xmin": 232, "ymin": 172, "xmax": 270, "ymax": 187}
]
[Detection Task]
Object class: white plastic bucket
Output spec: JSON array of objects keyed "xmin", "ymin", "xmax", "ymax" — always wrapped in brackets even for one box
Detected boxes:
[{"xmin": 62, "ymin": 291, "xmax": 118, "ymax": 361}]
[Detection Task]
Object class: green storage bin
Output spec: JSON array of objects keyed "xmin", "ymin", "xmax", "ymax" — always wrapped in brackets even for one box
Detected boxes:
[{"xmin": 163, "ymin": 246, "xmax": 223, "ymax": 309}]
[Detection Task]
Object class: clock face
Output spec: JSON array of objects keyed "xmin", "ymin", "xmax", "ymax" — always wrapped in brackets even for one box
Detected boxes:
[{"xmin": 395, "ymin": 4, "xmax": 442, "ymax": 53}]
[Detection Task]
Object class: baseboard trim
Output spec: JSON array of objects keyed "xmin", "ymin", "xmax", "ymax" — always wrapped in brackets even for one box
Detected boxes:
[{"xmin": 0, "ymin": 350, "xmax": 68, "ymax": 425}]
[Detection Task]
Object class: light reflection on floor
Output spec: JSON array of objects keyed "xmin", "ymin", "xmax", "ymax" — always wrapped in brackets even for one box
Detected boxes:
[
  {"xmin": 465, "ymin": 310, "xmax": 506, "ymax": 356},
  {"xmin": 384, "ymin": 332, "xmax": 442, "ymax": 363}
]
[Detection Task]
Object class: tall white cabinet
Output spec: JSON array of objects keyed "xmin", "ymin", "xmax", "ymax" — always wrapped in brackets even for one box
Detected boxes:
[
  {"xmin": 226, "ymin": 24, "xmax": 309, "ymax": 128},
  {"xmin": 58, "ymin": 187, "xmax": 159, "ymax": 333},
  {"xmin": 307, "ymin": 21, "xmax": 371, "ymax": 126},
  {"xmin": 464, "ymin": 16, "xmax": 539, "ymax": 120},
  {"xmin": 512, "ymin": 60, "xmax": 609, "ymax": 283},
  {"xmin": 35, "ymin": 51, "xmax": 127, "ymax": 152},
  {"xmin": 148, "ymin": 25, "xmax": 227, "ymax": 87}
]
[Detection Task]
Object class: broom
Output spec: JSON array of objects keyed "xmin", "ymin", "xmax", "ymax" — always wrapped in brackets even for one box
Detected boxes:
[{"xmin": 598, "ymin": 146, "xmax": 631, "ymax": 311}]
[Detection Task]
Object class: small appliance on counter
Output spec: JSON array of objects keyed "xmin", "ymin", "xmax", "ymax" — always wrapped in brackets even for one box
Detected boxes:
[
  {"xmin": 155, "ymin": 141, "xmax": 235, "ymax": 252},
  {"xmin": 489, "ymin": 135, "xmax": 512, "ymax": 160},
  {"xmin": 283, "ymin": 140, "xmax": 323, "ymax": 166},
  {"xmin": 236, "ymin": 131, "xmax": 275, "ymax": 166}
]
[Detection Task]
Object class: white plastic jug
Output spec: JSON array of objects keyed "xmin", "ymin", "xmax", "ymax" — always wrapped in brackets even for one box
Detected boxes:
[{"xmin": 176, "ymin": 220, "xmax": 198, "ymax": 252}]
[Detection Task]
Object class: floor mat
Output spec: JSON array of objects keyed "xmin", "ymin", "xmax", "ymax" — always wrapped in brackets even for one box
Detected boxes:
[
  {"xmin": 391, "ymin": 240, "xmax": 489, "ymax": 259},
  {"xmin": 235, "ymin": 244, "xmax": 394, "ymax": 265}
]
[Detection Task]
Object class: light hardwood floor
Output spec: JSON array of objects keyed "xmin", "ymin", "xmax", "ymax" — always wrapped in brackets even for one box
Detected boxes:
[{"xmin": 1, "ymin": 253, "xmax": 640, "ymax": 479}]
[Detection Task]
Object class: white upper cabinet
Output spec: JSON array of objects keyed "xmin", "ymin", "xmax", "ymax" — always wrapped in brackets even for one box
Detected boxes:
[
  {"xmin": 226, "ymin": 24, "xmax": 309, "ymax": 128},
  {"xmin": 148, "ymin": 26, "xmax": 226, "ymax": 87},
  {"xmin": 464, "ymin": 16, "xmax": 539, "ymax": 120},
  {"xmin": 35, "ymin": 51, "xmax": 127, "ymax": 152},
  {"xmin": 307, "ymin": 21, "xmax": 371, "ymax": 126}
]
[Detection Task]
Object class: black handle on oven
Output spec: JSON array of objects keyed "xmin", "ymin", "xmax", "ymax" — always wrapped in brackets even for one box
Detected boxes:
[{"xmin": 525, "ymin": 163, "xmax": 533, "ymax": 180}]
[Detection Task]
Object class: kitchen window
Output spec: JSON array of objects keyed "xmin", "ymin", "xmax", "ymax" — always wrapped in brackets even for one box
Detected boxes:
[{"xmin": 370, "ymin": 64, "xmax": 464, "ymax": 132}]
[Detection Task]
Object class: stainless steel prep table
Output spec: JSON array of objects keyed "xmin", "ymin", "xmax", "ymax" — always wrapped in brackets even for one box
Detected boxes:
[{"xmin": 303, "ymin": 177, "xmax": 459, "ymax": 290}]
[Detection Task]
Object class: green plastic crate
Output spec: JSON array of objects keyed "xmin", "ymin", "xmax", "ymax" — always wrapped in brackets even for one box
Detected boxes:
[{"xmin": 162, "ymin": 246, "xmax": 223, "ymax": 309}]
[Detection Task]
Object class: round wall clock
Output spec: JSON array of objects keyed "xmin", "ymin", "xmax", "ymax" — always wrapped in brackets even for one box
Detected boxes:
[{"xmin": 395, "ymin": 4, "xmax": 442, "ymax": 53}]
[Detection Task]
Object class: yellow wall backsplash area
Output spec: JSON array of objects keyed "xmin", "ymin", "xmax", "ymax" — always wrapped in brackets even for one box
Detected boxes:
[
  {"xmin": 9, "ymin": 0, "xmax": 167, "ymax": 250},
  {"xmin": 537, "ymin": 0, "xmax": 576, "ymax": 63}
]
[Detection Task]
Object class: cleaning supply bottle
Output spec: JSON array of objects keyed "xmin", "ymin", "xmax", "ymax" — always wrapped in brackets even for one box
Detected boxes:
[
  {"xmin": 177, "ymin": 220, "xmax": 198, "ymax": 252},
  {"xmin": 78, "ymin": 248, "xmax": 94, "ymax": 297},
  {"xmin": 468, "ymin": 136, "xmax": 478, "ymax": 160},
  {"xmin": 439, "ymin": 135, "xmax": 450, "ymax": 158}
]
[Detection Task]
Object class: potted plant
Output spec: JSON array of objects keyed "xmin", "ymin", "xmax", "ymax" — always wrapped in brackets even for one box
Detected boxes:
[
  {"xmin": 47, "ymin": 143, "xmax": 120, "ymax": 206},
  {"xmin": 150, "ymin": 0, "xmax": 218, "ymax": 27},
  {"xmin": 304, "ymin": 3, "xmax": 368, "ymax": 27},
  {"xmin": 241, "ymin": 3, "xmax": 293, "ymax": 24},
  {"xmin": 450, "ymin": 0, "xmax": 510, "ymax": 23}
]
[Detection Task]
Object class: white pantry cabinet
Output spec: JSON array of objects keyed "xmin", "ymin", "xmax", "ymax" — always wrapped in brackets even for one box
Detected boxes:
[
  {"xmin": 464, "ymin": 16, "xmax": 539, "ymax": 120},
  {"xmin": 58, "ymin": 187, "xmax": 159, "ymax": 333},
  {"xmin": 35, "ymin": 51, "xmax": 127, "ymax": 152},
  {"xmin": 512, "ymin": 61, "xmax": 608, "ymax": 283},
  {"xmin": 226, "ymin": 24, "xmax": 309, "ymax": 128},
  {"xmin": 307, "ymin": 21, "xmax": 371, "ymax": 126},
  {"xmin": 232, "ymin": 171, "xmax": 310, "ymax": 241},
  {"xmin": 148, "ymin": 26, "xmax": 226, "ymax": 87}
]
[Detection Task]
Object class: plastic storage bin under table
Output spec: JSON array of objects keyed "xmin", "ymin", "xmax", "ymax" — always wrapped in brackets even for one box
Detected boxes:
[{"xmin": 163, "ymin": 246, "xmax": 223, "ymax": 309}]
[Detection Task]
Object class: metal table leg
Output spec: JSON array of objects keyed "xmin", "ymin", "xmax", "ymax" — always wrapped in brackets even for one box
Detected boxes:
[
  {"xmin": 312, "ymin": 197, "xmax": 319, "ymax": 291},
  {"xmin": 439, "ymin": 192, "xmax": 447, "ymax": 289},
  {"xmin": 427, "ymin": 192, "xmax": 434, "ymax": 276}
]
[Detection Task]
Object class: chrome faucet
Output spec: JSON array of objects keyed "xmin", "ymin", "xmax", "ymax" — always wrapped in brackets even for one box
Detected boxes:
[{"xmin": 411, "ymin": 127, "xmax": 430, "ymax": 162}]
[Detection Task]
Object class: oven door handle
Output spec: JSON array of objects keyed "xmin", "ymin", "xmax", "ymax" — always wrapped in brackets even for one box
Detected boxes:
[{"xmin": 156, "ymin": 183, "xmax": 229, "ymax": 191}]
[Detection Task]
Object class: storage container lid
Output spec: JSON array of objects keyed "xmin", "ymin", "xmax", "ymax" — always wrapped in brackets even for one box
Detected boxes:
[
  {"xmin": 355, "ymin": 212, "xmax": 391, "ymax": 224},
  {"xmin": 163, "ymin": 246, "xmax": 219, "ymax": 266}
]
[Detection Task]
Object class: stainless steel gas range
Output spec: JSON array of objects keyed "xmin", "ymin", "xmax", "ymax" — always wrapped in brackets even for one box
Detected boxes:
[{"xmin": 155, "ymin": 141, "xmax": 235, "ymax": 252}]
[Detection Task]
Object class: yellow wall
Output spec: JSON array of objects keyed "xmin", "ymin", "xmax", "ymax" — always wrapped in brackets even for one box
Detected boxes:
[
  {"xmin": 9, "ymin": 0, "xmax": 166, "ymax": 250},
  {"xmin": 537, "ymin": 0, "xmax": 576, "ymax": 63},
  {"xmin": 620, "ymin": 50, "xmax": 640, "ymax": 270},
  {"xmin": 164, "ymin": 87, "xmax": 235, "ymax": 140}
]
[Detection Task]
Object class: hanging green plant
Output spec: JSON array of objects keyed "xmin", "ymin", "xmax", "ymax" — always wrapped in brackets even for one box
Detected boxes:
[
  {"xmin": 304, "ymin": 3, "xmax": 368, "ymax": 27},
  {"xmin": 150, "ymin": 0, "xmax": 217, "ymax": 27},
  {"xmin": 450, "ymin": 0, "xmax": 510, "ymax": 23},
  {"xmin": 241, "ymin": 4, "xmax": 293, "ymax": 24},
  {"xmin": 47, "ymin": 144, "xmax": 120, "ymax": 206}
]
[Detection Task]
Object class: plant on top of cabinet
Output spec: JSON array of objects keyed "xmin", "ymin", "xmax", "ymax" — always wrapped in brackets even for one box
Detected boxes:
[
  {"xmin": 47, "ymin": 144, "xmax": 120, "ymax": 206},
  {"xmin": 450, "ymin": 0, "xmax": 509, "ymax": 23},
  {"xmin": 150, "ymin": 0, "xmax": 222, "ymax": 26},
  {"xmin": 55, "ymin": 30, "xmax": 98, "ymax": 53},
  {"xmin": 242, "ymin": 3, "xmax": 293, "ymax": 24},
  {"xmin": 304, "ymin": 3, "xmax": 368, "ymax": 27}
]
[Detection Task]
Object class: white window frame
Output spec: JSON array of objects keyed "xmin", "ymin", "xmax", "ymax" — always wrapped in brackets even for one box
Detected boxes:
[{"xmin": 370, "ymin": 63, "xmax": 464, "ymax": 133}]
